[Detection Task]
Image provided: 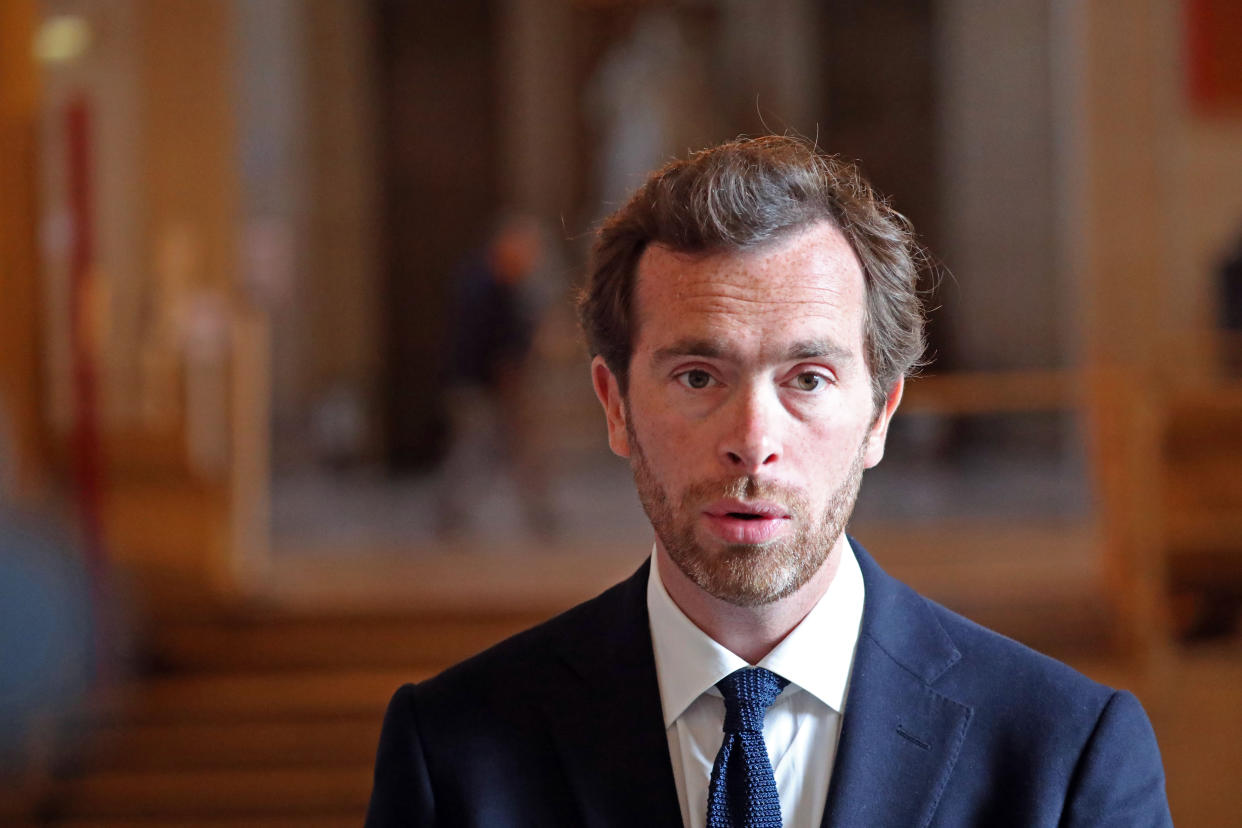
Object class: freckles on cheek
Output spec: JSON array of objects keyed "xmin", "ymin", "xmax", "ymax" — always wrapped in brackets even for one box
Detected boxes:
[{"xmin": 641, "ymin": 416, "xmax": 690, "ymax": 454}]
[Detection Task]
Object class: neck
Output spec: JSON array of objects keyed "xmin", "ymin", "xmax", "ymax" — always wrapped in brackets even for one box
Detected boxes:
[{"xmin": 655, "ymin": 535, "xmax": 846, "ymax": 664}]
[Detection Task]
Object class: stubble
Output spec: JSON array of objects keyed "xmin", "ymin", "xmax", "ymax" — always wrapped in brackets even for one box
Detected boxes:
[{"xmin": 627, "ymin": 415, "xmax": 867, "ymax": 607}]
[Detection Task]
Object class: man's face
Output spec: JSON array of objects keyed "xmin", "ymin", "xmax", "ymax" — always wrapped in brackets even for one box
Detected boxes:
[{"xmin": 592, "ymin": 221, "xmax": 902, "ymax": 607}]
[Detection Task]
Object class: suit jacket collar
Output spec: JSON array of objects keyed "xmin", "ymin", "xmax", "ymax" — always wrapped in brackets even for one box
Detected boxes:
[
  {"xmin": 542, "ymin": 541, "xmax": 973, "ymax": 828},
  {"xmin": 820, "ymin": 537, "xmax": 973, "ymax": 828},
  {"xmin": 542, "ymin": 559, "xmax": 684, "ymax": 827}
]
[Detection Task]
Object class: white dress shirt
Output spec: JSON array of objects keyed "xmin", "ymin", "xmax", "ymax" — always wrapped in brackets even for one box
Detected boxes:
[{"xmin": 646, "ymin": 544, "xmax": 865, "ymax": 828}]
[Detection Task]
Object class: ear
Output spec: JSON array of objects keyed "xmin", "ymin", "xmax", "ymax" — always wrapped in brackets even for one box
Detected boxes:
[
  {"xmin": 591, "ymin": 356, "xmax": 630, "ymax": 458},
  {"xmin": 863, "ymin": 376, "xmax": 903, "ymax": 469}
]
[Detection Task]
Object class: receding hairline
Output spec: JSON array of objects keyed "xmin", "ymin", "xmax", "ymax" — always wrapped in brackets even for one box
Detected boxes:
[
  {"xmin": 627, "ymin": 218, "xmax": 867, "ymax": 359},
  {"xmin": 639, "ymin": 214, "xmax": 852, "ymax": 259}
]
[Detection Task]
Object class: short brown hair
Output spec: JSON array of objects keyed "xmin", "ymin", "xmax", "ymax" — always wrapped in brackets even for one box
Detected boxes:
[{"xmin": 578, "ymin": 135, "xmax": 927, "ymax": 409}]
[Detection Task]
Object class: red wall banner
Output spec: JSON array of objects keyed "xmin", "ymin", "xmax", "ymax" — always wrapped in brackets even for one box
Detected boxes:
[{"xmin": 1186, "ymin": 0, "xmax": 1242, "ymax": 116}]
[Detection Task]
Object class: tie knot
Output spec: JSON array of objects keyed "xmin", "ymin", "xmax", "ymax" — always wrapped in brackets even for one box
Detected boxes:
[{"xmin": 717, "ymin": 667, "xmax": 788, "ymax": 733}]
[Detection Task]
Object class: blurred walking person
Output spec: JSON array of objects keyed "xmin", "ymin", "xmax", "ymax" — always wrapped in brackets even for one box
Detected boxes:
[{"xmin": 437, "ymin": 213, "xmax": 557, "ymax": 540}]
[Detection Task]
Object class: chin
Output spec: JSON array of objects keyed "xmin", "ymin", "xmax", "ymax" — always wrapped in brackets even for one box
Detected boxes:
[{"xmin": 674, "ymin": 537, "xmax": 827, "ymax": 607}]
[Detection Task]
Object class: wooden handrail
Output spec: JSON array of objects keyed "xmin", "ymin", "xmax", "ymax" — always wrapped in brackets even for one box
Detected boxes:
[{"xmin": 901, "ymin": 369, "xmax": 1081, "ymax": 414}]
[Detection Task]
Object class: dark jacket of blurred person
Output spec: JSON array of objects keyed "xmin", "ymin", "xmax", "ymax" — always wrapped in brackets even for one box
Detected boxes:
[
  {"xmin": 444, "ymin": 216, "xmax": 542, "ymax": 390},
  {"xmin": 437, "ymin": 215, "xmax": 555, "ymax": 537}
]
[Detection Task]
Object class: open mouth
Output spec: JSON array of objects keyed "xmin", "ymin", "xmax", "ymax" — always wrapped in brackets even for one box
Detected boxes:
[
  {"xmin": 702, "ymin": 499, "xmax": 790, "ymax": 545},
  {"xmin": 703, "ymin": 505, "xmax": 790, "ymax": 544}
]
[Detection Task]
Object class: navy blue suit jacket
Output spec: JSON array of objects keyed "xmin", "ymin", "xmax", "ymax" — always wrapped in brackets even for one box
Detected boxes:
[{"xmin": 366, "ymin": 539, "xmax": 1172, "ymax": 826}]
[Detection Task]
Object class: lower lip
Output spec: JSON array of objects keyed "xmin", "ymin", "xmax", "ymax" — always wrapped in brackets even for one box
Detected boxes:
[{"xmin": 702, "ymin": 513, "xmax": 790, "ymax": 545}]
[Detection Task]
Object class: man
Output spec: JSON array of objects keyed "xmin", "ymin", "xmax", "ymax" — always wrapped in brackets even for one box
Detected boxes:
[
  {"xmin": 437, "ymin": 213, "xmax": 556, "ymax": 538},
  {"xmin": 366, "ymin": 136, "xmax": 1172, "ymax": 827}
]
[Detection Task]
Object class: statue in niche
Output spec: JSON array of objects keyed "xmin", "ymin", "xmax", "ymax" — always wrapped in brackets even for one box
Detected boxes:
[{"xmin": 584, "ymin": 9, "xmax": 722, "ymax": 215}]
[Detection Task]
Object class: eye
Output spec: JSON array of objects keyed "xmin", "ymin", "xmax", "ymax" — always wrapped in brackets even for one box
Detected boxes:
[
  {"xmin": 676, "ymin": 369, "xmax": 716, "ymax": 390},
  {"xmin": 791, "ymin": 372, "xmax": 828, "ymax": 392}
]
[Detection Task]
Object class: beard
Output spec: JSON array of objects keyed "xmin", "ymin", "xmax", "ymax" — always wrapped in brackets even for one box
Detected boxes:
[{"xmin": 627, "ymin": 416, "xmax": 867, "ymax": 607}]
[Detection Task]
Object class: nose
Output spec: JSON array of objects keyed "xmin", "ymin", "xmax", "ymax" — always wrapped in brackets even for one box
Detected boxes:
[{"xmin": 717, "ymin": 386, "xmax": 782, "ymax": 474}]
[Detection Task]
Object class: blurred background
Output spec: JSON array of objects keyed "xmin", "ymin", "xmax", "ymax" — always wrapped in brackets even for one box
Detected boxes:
[{"xmin": 1, "ymin": 0, "xmax": 1240, "ymax": 825}]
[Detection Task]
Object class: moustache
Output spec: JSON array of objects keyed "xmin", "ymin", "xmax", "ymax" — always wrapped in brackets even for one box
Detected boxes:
[{"xmin": 679, "ymin": 476, "xmax": 808, "ymax": 515}]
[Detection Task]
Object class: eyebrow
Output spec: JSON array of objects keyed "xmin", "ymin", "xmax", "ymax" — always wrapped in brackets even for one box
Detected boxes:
[
  {"xmin": 785, "ymin": 339, "xmax": 856, "ymax": 364},
  {"xmin": 652, "ymin": 338, "xmax": 728, "ymax": 363},
  {"xmin": 651, "ymin": 337, "xmax": 856, "ymax": 365}
]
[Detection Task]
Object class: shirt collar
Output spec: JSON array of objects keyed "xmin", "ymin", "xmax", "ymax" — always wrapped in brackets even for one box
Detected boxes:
[{"xmin": 646, "ymin": 541, "xmax": 865, "ymax": 727}]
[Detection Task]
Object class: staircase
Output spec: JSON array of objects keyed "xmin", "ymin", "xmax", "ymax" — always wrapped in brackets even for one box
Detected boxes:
[{"xmin": 31, "ymin": 605, "xmax": 554, "ymax": 827}]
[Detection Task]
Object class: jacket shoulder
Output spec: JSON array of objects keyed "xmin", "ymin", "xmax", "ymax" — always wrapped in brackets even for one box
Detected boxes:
[
  {"xmin": 919, "ymin": 593, "xmax": 1115, "ymax": 714},
  {"xmin": 924, "ymin": 597, "xmax": 1170, "ymax": 825},
  {"xmin": 851, "ymin": 538, "xmax": 1115, "ymax": 715},
  {"xmin": 367, "ymin": 565, "xmax": 654, "ymax": 826},
  {"xmin": 415, "ymin": 562, "xmax": 648, "ymax": 705}
]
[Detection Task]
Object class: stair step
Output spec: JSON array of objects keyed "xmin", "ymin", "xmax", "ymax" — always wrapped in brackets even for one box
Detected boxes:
[
  {"xmin": 51, "ymin": 767, "xmax": 372, "ymax": 819},
  {"xmin": 53, "ymin": 818, "xmax": 361, "ymax": 828},
  {"xmin": 149, "ymin": 611, "xmax": 549, "ymax": 672},
  {"xmin": 81, "ymin": 717, "xmax": 381, "ymax": 770},
  {"xmin": 89, "ymin": 669, "xmax": 427, "ymax": 723}
]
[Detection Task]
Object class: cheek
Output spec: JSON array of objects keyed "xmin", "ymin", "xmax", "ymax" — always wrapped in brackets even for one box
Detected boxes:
[
  {"xmin": 795, "ymin": 426, "xmax": 867, "ymax": 478},
  {"xmin": 636, "ymin": 420, "xmax": 691, "ymax": 470},
  {"xmin": 630, "ymin": 413, "xmax": 701, "ymax": 484},
  {"xmin": 629, "ymin": 387, "xmax": 690, "ymax": 445}
]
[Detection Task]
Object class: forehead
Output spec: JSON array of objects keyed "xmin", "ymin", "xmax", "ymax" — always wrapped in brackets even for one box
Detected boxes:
[{"xmin": 631, "ymin": 222, "xmax": 866, "ymax": 355}]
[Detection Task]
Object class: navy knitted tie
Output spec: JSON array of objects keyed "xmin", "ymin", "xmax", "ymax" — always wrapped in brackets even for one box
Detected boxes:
[{"xmin": 706, "ymin": 667, "xmax": 789, "ymax": 828}]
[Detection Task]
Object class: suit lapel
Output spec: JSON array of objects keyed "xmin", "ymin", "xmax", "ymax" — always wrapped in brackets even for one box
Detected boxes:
[
  {"xmin": 820, "ymin": 540, "xmax": 973, "ymax": 828},
  {"xmin": 541, "ymin": 561, "xmax": 683, "ymax": 828}
]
